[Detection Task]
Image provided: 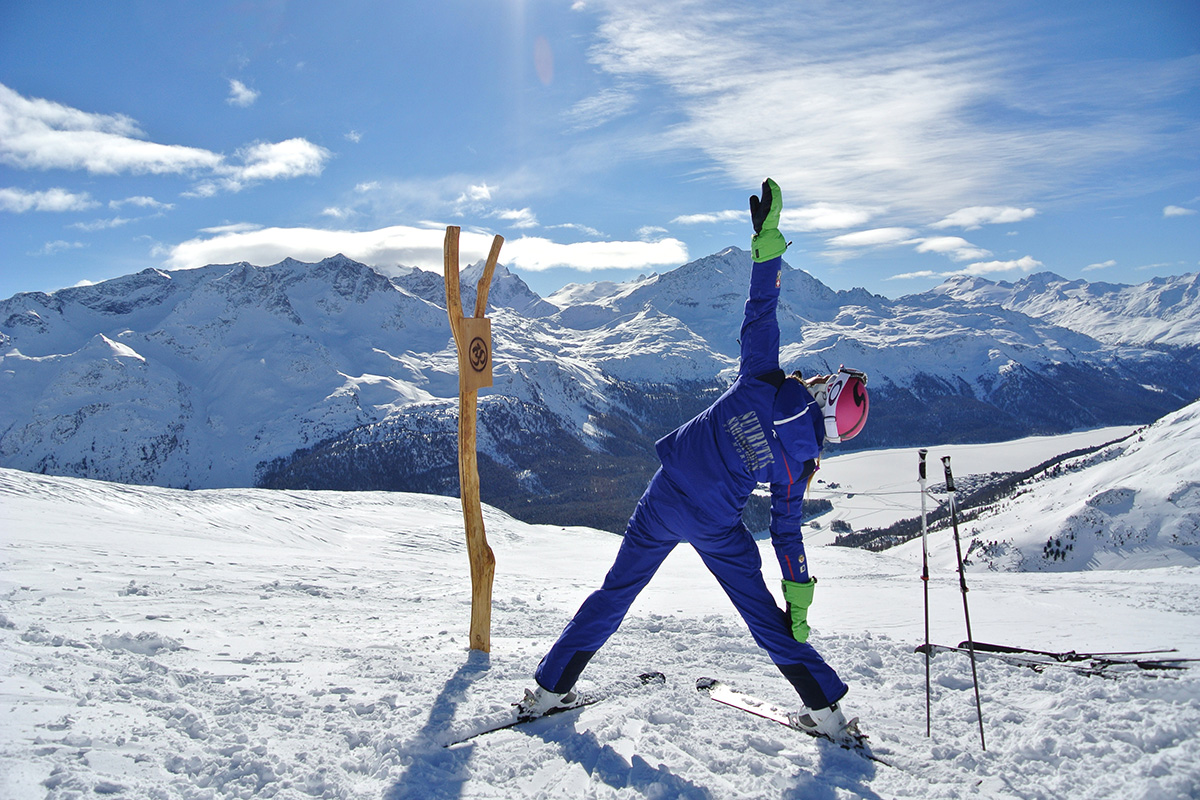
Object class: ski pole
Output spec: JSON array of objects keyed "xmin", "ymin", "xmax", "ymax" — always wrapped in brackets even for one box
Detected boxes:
[
  {"xmin": 942, "ymin": 456, "xmax": 986, "ymax": 750},
  {"xmin": 919, "ymin": 449, "xmax": 931, "ymax": 738}
]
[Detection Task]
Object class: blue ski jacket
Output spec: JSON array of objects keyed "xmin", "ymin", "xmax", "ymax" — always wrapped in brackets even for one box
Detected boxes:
[{"xmin": 654, "ymin": 255, "xmax": 823, "ymax": 581}]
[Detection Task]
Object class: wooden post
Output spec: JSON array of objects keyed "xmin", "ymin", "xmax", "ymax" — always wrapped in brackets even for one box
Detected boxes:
[{"xmin": 444, "ymin": 226, "xmax": 504, "ymax": 652}]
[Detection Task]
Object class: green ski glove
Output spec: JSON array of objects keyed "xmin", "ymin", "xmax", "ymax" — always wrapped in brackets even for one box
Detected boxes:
[
  {"xmin": 749, "ymin": 178, "xmax": 788, "ymax": 263},
  {"xmin": 782, "ymin": 577, "xmax": 817, "ymax": 643}
]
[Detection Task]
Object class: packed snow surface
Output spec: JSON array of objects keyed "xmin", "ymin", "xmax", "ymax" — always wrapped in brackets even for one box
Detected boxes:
[{"xmin": 2, "ymin": 443, "xmax": 1199, "ymax": 797}]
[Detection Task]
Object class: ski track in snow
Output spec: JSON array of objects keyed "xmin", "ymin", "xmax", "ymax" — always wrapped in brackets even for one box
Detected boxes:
[{"xmin": 2, "ymin": 467, "xmax": 1199, "ymax": 799}]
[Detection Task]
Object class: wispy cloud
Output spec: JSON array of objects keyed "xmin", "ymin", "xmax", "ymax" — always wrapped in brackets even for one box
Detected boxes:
[
  {"xmin": 0, "ymin": 83, "xmax": 223, "ymax": 174},
  {"xmin": 953, "ymin": 255, "xmax": 1043, "ymax": 277},
  {"xmin": 226, "ymin": 79, "xmax": 259, "ymax": 108},
  {"xmin": 827, "ymin": 227, "xmax": 918, "ymax": 249},
  {"xmin": 165, "ymin": 224, "xmax": 688, "ymax": 275},
  {"xmin": 222, "ymin": 139, "xmax": 330, "ymax": 188},
  {"xmin": 674, "ymin": 203, "xmax": 875, "ymax": 231},
  {"xmin": 505, "ymin": 235, "xmax": 687, "ymax": 272},
  {"xmin": 0, "ymin": 186, "xmax": 97, "ymax": 212},
  {"xmin": 70, "ymin": 216, "xmax": 133, "ymax": 232},
  {"xmin": 109, "ymin": 195, "xmax": 173, "ymax": 211},
  {"xmin": 167, "ymin": 225, "xmax": 453, "ymax": 272},
  {"xmin": 785, "ymin": 204, "xmax": 876, "ymax": 232},
  {"xmin": 913, "ymin": 236, "xmax": 992, "ymax": 262},
  {"xmin": 892, "ymin": 254, "xmax": 1043, "ymax": 280},
  {"xmin": 672, "ymin": 210, "xmax": 743, "ymax": 226},
  {"xmin": 551, "ymin": 222, "xmax": 606, "ymax": 238},
  {"xmin": 565, "ymin": 87, "xmax": 637, "ymax": 132},
  {"xmin": 582, "ymin": 1, "xmax": 1195, "ymax": 218},
  {"xmin": 1164, "ymin": 205, "xmax": 1196, "ymax": 217},
  {"xmin": 32, "ymin": 239, "xmax": 86, "ymax": 256},
  {"xmin": 931, "ymin": 206, "xmax": 1037, "ymax": 230},
  {"xmin": 491, "ymin": 207, "xmax": 540, "ymax": 229},
  {"xmin": 1083, "ymin": 259, "xmax": 1116, "ymax": 272},
  {"xmin": 0, "ymin": 83, "xmax": 329, "ymax": 192}
]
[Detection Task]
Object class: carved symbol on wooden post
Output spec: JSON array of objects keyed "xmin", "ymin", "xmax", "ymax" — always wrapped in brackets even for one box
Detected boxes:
[
  {"xmin": 443, "ymin": 226, "xmax": 503, "ymax": 652},
  {"xmin": 469, "ymin": 336, "xmax": 490, "ymax": 374}
]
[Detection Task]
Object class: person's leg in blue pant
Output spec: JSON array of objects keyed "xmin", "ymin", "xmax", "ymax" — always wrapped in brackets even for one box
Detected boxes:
[
  {"xmin": 535, "ymin": 470, "xmax": 680, "ymax": 693},
  {"xmin": 690, "ymin": 522, "xmax": 848, "ymax": 710}
]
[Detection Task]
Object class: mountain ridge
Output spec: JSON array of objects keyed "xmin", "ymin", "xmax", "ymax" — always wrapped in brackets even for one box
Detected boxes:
[{"xmin": 2, "ymin": 250, "xmax": 1197, "ymax": 531}]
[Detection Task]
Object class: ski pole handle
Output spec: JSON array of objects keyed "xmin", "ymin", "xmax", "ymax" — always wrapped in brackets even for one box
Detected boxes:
[{"xmin": 941, "ymin": 456, "xmax": 956, "ymax": 492}]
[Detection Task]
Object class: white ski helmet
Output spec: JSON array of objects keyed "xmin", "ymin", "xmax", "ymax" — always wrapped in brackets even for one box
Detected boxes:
[{"xmin": 809, "ymin": 367, "xmax": 869, "ymax": 444}]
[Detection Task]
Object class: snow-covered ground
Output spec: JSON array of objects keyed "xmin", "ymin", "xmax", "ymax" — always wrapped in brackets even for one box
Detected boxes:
[{"xmin": 3, "ymin": 435, "xmax": 1198, "ymax": 799}]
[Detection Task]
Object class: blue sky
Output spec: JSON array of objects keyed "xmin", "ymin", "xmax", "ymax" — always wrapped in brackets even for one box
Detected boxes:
[{"xmin": 1, "ymin": 0, "xmax": 1197, "ymax": 301}]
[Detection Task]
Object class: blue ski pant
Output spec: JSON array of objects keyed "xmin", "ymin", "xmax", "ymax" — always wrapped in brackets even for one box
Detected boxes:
[{"xmin": 535, "ymin": 468, "xmax": 848, "ymax": 711}]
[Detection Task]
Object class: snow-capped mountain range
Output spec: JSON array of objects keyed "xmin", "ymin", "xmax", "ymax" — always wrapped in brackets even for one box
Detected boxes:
[{"xmin": 2, "ymin": 248, "xmax": 1198, "ymax": 531}]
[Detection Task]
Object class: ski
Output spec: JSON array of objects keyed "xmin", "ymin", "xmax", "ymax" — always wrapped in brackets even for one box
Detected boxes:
[
  {"xmin": 961, "ymin": 641, "xmax": 1180, "ymax": 662},
  {"xmin": 917, "ymin": 643, "xmax": 1197, "ymax": 676},
  {"xmin": 443, "ymin": 671, "xmax": 666, "ymax": 747},
  {"xmin": 696, "ymin": 678, "xmax": 893, "ymax": 767}
]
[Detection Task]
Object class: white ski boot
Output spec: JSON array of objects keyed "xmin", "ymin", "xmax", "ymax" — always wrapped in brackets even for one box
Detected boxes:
[
  {"xmin": 789, "ymin": 702, "xmax": 861, "ymax": 743},
  {"xmin": 516, "ymin": 686, "xmax": 579, "ymax": 720}
]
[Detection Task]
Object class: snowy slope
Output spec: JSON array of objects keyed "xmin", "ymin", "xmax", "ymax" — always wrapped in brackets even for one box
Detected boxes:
[
  {"xmin": 890, "ymin": 399, "xmax": 1200, "ymax": 573},
  {"xmin": 3, "ymin": 462, "xmax": 1199, "ymax": 799}
]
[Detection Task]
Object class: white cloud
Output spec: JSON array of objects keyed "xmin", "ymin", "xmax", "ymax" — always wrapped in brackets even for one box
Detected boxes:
[
  {"xmin": 673, "ymin": 203, "xmax": 873, "ymax": 231},
  {"xmin": 167, "ymin": 224, "xmax": 450, "ymax": 272},
  {"xmin": 33, "ymin": 239, "xmax": 86, "ymax": 256},
  {"xmin": 887, "ymin": 270, "xmax": 940, "ymax": 280},
  {"xmin": 1083, "ymin": 259, "xmax": 1117, "ymax": 272},
  {"xmin": 0, "ymin": 186, "xmax": 97, "ymax": 212},
  {"xmin": 109, "ymin": 195, "xmax": 173, "ymax": 210},
  {"xmin": 458, "ymin": 183, "xmax": 493, "ymax": 203},
  {"xmin": 226, "ymin": 79, "xmax": 260, "ymax": 108},
  {"xmin": 0, "ymin": 83, "xmax": 329, "ymax": 192},
  {"xmin": 672, "ymin": 209, "xmax": 744, "ymax": 225},
  {"xmin": 492, "ymin": 207, "xmax": 539, "ymax": 229},
  {"xmin": 890, "ymin": 254, "xmax": 1043, "ymax": 280},
  {"xmin": 785, "ymin": 203, "xmax": 876, "ymax": 232},
  {"xmin": 504, "ymin": 235, "xmax": 688, "ymax": 272},
  {"xmin": 950, "ymin": 255, "xmax": 1043, "ymax": 277},
  {"xmin": 344, "ymin": 130, "xmax": 362, "ymax": 143},
  {"xmin": 551, "ymin": 222, "xmax": 606, "ymax": 238},
  {"xmin": 220, "ymin": 138, "xmax": 331, "ymax": 189},
  {"xmin": 199, "ymin": 222, "xmax": 263, "ymax": 235},
  {"xmin": 931, "ymin": 206, "xmax": 1038, "ymax": 230},
  {"xmin": 826, "ymin": 227, "xmax": 917, "ymax": 249},
  {"xmin": 913, "ymin": 236, "xmax": 992, "ymax": 262},
  {"xmin": 636, "ymin": 225, "xmax": 668, "ymax": 240},
  {"xmin": 1164, "ymin": 205, "xmax": 1196, "ymax": 217},
  {"xmin": 565, "ymin": 87, "xmax": 638, "ymax": 132},
  {"xmin": 70, "ymin": 216, "xmax": 133, "ymax": 232},
  {"xmin": 0, "ymin": 83, "xmax": 223, "ymax": 174},
  {"xmin": 164, "ymin": 224, "xmax": 687, "ymax": 276},
  {"xmin": 581, "ymin": 2, "xmax": 1188, "ymax": 219}
]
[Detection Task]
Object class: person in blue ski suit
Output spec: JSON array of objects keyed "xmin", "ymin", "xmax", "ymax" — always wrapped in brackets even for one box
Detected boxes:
[{"xmin": 523, "ymin": 179, "xmax": 855, "ymax": 737}]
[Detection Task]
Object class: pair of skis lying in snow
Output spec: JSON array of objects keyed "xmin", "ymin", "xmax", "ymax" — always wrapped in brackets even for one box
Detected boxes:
[
  {"xmin": 444, "ymin": 672, "xmax": 890, "ymax": 765},
  {"xmin": 919, "ymin": 640, "xmax": 1200, "ymax": 677},
  {"xmin": 444, "ymin": 640, "xmax": 1196, "ymax": 756}
]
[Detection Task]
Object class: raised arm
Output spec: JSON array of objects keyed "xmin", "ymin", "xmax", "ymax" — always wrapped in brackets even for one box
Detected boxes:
[{"xmin": 739, "ymin": 178, "xmax": 789, "ymax": 378}]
